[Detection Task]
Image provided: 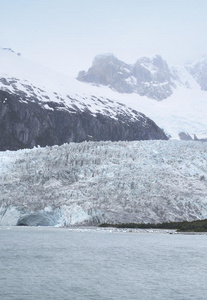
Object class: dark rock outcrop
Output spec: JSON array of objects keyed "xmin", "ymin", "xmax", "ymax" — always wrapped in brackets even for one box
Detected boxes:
[
  {"xmin": 0, "ymin": 90, "xmax": 168, "ymax": 150},
  {"xmin": 178, "ymin": 132, "xmax": 193, "ymax": 141},
  {"xmin": 179, "ymin": 132, "xmax": 207, "ymax": 142}
]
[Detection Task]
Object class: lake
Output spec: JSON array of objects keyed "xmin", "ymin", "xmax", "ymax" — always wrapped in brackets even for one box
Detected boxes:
[{"xmin": 0, "ymin": 226, "xmax": 206, "ymax": 300}]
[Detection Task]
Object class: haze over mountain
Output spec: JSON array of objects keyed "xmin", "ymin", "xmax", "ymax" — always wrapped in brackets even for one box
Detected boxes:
[
  {"xmin": 77, "ymin": 53, "xmax": 207, "ymax": 101},
  {"xmin": 78, "ymin": 54, "xmax": 177, "ymax": 100},
  {"xmin": 77, "ymin": 53, "xmax": 207, "ymax": 140},
  {"xmin": 1, "ymin": 0, "xmax": 207, "ymax": 77}
]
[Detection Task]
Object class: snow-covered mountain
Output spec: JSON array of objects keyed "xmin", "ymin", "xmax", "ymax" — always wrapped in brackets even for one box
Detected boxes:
[
  {"xmin": 77, "ymin": 54, "xmax": 178, "ymax": 100},
  {"xmin": 0, "ymin": 48, "xmax": 207, "ymax": 145},
  {"xmin": 1, "ymin": 140, "xmax": 207, "ymax": 226},
  {"xmin": 0, "ymin": 48, "xmax": 167, "ymax": 150},
  {"xmin": 77, "ymin": 53, "xmax": 207, "ymax": 101},
  {"xmin": 77, "ymin": 53, "xmax": 207, "ymax": 140},
  {"xmin": 187, "ymin": 57, "xmax": 207, "ymax": 91}
]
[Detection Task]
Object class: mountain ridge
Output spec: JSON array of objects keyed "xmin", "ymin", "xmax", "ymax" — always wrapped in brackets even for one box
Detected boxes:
[
  {"xmin": 0, "ymin": 48, "xmax": 207, "ymax": 141},
  {"xmin": 0, "ymin": 48, "xmax": 167, "ymax": 150},
  {"xmin": 77, "ymin": 53, "xmax": 178, "ymax": 100},
  {"xmin": 77, "ymin": 53, "xmax": 207, "ymax": 100}
]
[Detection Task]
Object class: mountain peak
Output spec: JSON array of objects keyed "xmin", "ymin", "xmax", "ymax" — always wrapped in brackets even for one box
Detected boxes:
[
  {"xmin": 92, "ymin": 53, "xmax": 128, "ymax": 69},
  {"xmin": 187, "ymin": 56, "xmax": 207, "ymax": 91},
  {"xmin": 93, "ymin": 53, "xmax": 118, "ymax": 63},
  {"xmin": 77, "ymin": 53, "xmax": 176, "ymax": 100}
]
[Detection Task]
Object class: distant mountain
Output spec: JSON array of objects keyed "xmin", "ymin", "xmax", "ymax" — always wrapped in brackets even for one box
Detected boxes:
[
  {"xmin": 77, "ymin": 53, "xmax": 207, "ymax": 101},
  {"xmin": 77, "ymin": 53, "xmax": 207, "ymax": 139},
  {"xmin": 77, "ymin": 54, "xmax": 178, "ymax": 100},
  {"xmin": 0, "ymin": 48, "xmax": 167, "ymax": 150},
  {"xmin": 187, "ymin": 57, "xmax": 207, "ymax": 91}
]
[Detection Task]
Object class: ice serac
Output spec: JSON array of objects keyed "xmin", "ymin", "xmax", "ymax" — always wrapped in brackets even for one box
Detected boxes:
[
  {"xmin": 77, "ymin": 54, "xmax": 178, "ymax": 100},
  {"xmin": 0, "ymin": 141, "xmax": 207, "ymax": 226}
]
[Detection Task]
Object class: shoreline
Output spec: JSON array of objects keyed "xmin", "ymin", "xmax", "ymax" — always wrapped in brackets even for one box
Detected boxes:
[{"xmin": 1, "ymin": 225, "xmax": 207, "ymax": 235}]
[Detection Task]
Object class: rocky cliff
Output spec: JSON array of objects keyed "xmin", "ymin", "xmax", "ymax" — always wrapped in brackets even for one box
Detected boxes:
[
  {"xmin": 187, "ymin": 57, "xmax": 207, "ymax": 91},
  {"xmin": 0, "ymin": 90, "xmax": 167, "ymax": 150},
  {"xmin": 77, "ymin": 53, "xmax": 207, "ymax": 101},
  {"xmin": 77, "ymin": 54, "xmax": 178, "ymax": 100}
]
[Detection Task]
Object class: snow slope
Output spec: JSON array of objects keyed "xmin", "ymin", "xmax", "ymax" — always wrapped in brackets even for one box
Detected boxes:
[
  {"xmin": 0, "ymin": 48, "xmax": 207, "ymax": 139},
  {"xmin": 0, "ymin": 48, "xmax": 143, "ymax": 122},
  {"xmin": 0, "ymin": 140, "xmax": 207, "ymax": 226}
]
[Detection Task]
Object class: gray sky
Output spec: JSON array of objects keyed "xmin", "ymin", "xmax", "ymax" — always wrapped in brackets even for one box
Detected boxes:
[{"xmin": 1, "ymin": 0, "xmax": 207, "ymax": 76}]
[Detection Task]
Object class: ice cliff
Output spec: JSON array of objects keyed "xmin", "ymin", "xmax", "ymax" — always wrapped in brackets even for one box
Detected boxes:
[{"xmin": 0, "ymin": 140, "xmax": 207, "ymax": 226}]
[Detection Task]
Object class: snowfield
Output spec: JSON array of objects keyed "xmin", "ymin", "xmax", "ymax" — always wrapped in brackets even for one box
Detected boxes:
[{"xmin": 0, "ymin": 140, "xmax": 207, "ymax": 226}]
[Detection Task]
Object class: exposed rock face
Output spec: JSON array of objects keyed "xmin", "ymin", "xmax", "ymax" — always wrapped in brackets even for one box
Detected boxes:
[
  {"xmin": 0, "ymin": 90, "xmax": 167, "ymax": 150},
  {"xmin": 178, "ymin": 132, "xmax": 193, "ymax": 141},
  {"xmin": 178, "ymin": 132, "xmax": 207, "ymax": 142},
  {"xmin": 133, "ymin": 56, "xmax": 177, "ymax": 99},
  {"xmin": 187, "ymin": 58, "xmax": 207, "ymax": 91},
  {"xmin": 78, "ymin": 54, "xmax": 133, "ymax": 93},
  {"xmin": 77, "ymin": 54, "xmax": 178, "ymax": 100}
]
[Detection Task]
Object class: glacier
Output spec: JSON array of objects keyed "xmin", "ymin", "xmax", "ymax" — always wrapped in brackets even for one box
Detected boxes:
[{"xmin": 0, "ymin": 140, "xmax": 207, "ymax": 226}]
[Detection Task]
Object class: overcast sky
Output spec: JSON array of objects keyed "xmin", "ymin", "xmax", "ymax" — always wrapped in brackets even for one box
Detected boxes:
[{"xmin": 1, "ymin": 0, "xmax": 207, "ymax": 76}]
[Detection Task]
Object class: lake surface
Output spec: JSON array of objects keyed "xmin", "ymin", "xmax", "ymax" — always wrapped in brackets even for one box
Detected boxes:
[{"xmin": 0, "ymin": 227, "xmax": 206, "ymax": 300}]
